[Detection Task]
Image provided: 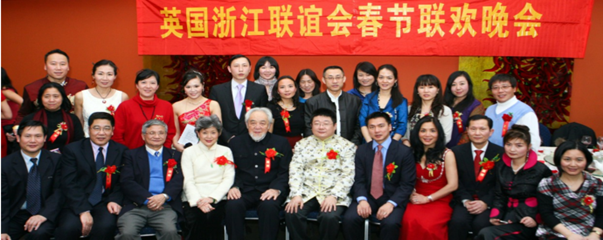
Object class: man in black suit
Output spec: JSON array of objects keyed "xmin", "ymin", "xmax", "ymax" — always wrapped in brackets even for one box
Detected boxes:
[
  {"xmin": 342, "ymin": 112, "xmax": 416, "ymax": 240},
  {"xmin": 2, "ymin": 121, "xmax": 62, "ymax": 240},
  {"xmin": 116, "ymin": 119, "xmax": 182, "ymax": 240},
  {"xmin": 209, "ymin": 54, "xmax": 269, "ymax": 145},
  {"xmin": 304, "ymin": 65, "xmax": 362, "ymax": 145},
  {"xmin": 225, "ymin": 108, "xmax": 292, "ymax": 240},
  {"xmin": 448, "ymin": 115, "xmax": 504, "ymax": 240},
  {"xmin": 55, "ymin": 112, "xmax": 129, "ymax": 240}
]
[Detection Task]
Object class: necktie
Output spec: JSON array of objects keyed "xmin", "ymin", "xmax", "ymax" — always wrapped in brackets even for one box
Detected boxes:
[
  {"xmin": 155, "ymin": 151, "xmax": 160, "ymax": 157},
  {"xmin": 235, "ymin": 84, "xmax": 244, "ymax": 119},
  {"xmin": 27, "ymin": 158, "xmax": 41, "ymax": 215},
  {"xmin": 370, "ymin": 145, "xmax": 384, "ymax": 199},
  {"xmin": 474, "ymin": 150, "xmax": 484, "ymax": 178},
  {"xmin": 89, "ymin": 147, "xmax": 104, "ymax": 206}
]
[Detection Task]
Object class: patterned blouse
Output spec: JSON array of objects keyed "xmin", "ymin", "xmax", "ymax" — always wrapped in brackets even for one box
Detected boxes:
[{"xmin": 287, "ymin": 134, "xmax": 356, "ymax": 206}]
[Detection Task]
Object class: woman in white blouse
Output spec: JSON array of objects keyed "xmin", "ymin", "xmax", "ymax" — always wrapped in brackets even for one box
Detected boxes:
[{"xmin": 181, "ymin": 114, "xmax": 235, "ymax": 240}]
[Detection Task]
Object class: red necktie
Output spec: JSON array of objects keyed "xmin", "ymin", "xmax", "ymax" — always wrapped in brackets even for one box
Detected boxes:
[
  {"xmin": 474, "ymin": 150, "xmax": 484, "ymax": 178},
  {"xmin": 371, "ymin": 145, "xmax": 384, "ymax": 199}
]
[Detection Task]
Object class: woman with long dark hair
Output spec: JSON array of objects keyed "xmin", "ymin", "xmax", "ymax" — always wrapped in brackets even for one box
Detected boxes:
[
  {"xmin": 536, "ymin": 140, "xmax": 603, "ymax": 239},
  {"xmin": 295, "ymin": 68, "xmax": 321, "ymax": 103},
  {"xmin": 400, "ymin": 116, "xmax": 458, "ymax": 240},
  {"xmin": 348, "ymin": 62, "xmax": 378, "ymax": 102},
  {"xmin": 21, "ymin": 82, "xmax": 84, "ymax": 152},
  {"xmin": 268, "ymin": 76, "xmax": 305, "ymax": 148},
  {"xmin": 477, "ymin": 125, "xmax": 552, "ymax": 240},
  {"xmin": 444, "ymin": 71, "xmax": 485, "ymax": 148},
  {"xmin": 402, "ymin": 74, "xmax": 453, "ymax": 146},
  {"xmin": 1, "ymin": 68, "xmax": 22, "ymax": 153},
  {"xmin": 359, "ymin": 64, "xmax": 408, "ymax": 142},
  {"xmin": 254, "ymin": 56, "xmax": 280, "ymax": 101}
]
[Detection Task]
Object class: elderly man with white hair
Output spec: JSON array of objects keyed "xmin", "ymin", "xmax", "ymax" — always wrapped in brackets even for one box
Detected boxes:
[{"xmin": 224, "ymin": 107, "xmax": 293, "ymax": 240}]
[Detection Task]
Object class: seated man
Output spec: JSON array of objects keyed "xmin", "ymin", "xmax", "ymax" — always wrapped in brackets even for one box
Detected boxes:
[
  {"xmin": 485, "ymin": 74, "xmax": 540, "ymax": 149},
  {"xmin": 225, "ymin": 107, "xmax": 292, "ymax": 240},
  {"xmin": 342, "ymin": 112, "xmax": 416, "ymax": 240},
  {"xmin": 2, "ymin": 121, "xmax": 62, "ymax": 240},
  {"xmin": 285, "ymin": 108, "xmax": 356, "ymax": 240},
  {"xmin": 448, "ymin": 115, "xmax": 504, "ymax": 240},
  {"xmin": 55, "ymin": 112, "xmax": 129, "ymax": 240},
  {"xmin": 117, "ymin": 119, "xmax": 183, "ymax": 240}
]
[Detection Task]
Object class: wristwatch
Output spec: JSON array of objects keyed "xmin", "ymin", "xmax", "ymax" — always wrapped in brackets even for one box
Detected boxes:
[
  {"xmin": 592, "ymin": 229, "xmax": 601, "ymax": 236},
  {"xmin": 162, "ymin": 193, "xmax": 169, "ymax": 200},
  {"xmin": 427, "ymin": 195, "xmax": 434, "ymax": 202}
]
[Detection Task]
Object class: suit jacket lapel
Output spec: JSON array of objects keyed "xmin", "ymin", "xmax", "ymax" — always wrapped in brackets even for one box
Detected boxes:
[
  {"xmin": 12, "ymin": 154, "xmax": 28, "ymax": 183},
  {"xmin": 37, "ymin": 150, "xmax": 53, "ymax": 182},
  {"xmin": 81, "ymin": 139, "xmax": 96, "ymax": 174},
  {"xmin": 482, "ymin": 143, "xmax": 501, "ymax": 182},
  {"xmin": 105, "ymin": 141, "xmax": 119, "ymax": 167},
  {"xmin": 223, "ymin": 81, "xmax": 239, "ymax": 118},
  {"xmin": 138, "ymin": 148, "xmax": 151, "ymax": 190}
]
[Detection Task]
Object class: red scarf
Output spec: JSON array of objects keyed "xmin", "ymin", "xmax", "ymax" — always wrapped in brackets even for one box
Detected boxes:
[
  {"xmin": 132, "ymin": 94, "xmax": 158, "ymax": 107},
  {"xmin": 33, "ymin": 109, "xmax": 73, "ymax": 147}
]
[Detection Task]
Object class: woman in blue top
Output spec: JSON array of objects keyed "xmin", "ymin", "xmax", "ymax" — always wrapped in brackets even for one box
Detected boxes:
[
  {"xmin": 347, "ymin": 62, "xmax": 378, "ymax": 102},
  {"xmin": 359, "ymin": 64, "xmax": 408, "ymax": 142}
]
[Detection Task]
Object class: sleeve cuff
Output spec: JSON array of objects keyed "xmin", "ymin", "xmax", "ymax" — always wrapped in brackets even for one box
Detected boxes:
[
  {"xmin": 357, "ymin": 196, "xmax": 367, "ymax": 203},
  {"xmin": 387, "ymin": 200, "xmax": 398, "ymax": 207}
]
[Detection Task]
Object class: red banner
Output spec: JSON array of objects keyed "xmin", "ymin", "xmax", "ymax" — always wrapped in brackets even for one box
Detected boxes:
[{"xmin": 137, "ymin": 0, "xmax": 593, "ymax": 58}]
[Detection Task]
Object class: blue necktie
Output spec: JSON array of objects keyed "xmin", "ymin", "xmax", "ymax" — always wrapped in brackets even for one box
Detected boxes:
[
  {"xmin": 88, "ymin": 147, "xmax": 104, "ymax": 206},
  {"xmin": 27, "ymin": 158, "xmax": 41, "ymax": 215}
]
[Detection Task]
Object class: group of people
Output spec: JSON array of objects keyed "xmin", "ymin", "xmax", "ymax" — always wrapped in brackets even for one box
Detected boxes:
[{"xmin": 1, "ymin": 50, "xmax": 602, "ymax": 240}]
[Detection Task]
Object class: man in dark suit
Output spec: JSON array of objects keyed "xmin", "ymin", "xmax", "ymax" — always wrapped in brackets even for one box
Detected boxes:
[
  {"xmin": 116, "ymin": 119, "xmax": 183, "ymax": 240},
  {"xmin": 209, "ymin": 54, "xmax": 269, "ymax": 145},
  {"xmin": 342, "ymin": 112, "xmax": 416, "ymax": 240},
  {"xmin": 2, "ymin": 121, "xmax": 62, "ymax": 240},
  {"xmin": 449, "ymin": 115, "xmax": 504, "ymax": 240},
  {"xmin": 225, "ymin": 108, "xmax": 292, "ymax": 240},
  {"xmin": 55, "ymin": 112, "xmax": 129, "ymax": 240}
]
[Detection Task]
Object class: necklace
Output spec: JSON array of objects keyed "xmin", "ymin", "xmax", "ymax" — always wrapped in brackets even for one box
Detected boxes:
[
  {"xmin": 95, "ymin": 87, "xmax": 112, "ymax": 104},
  {"xmin": 187, "ymin": 98, "xmax": 204, "ymax": 106},
  {"xmin": 279, "ymin": 101, "xmax": 294, "ymax": 110},
  {"xmin": 512, "ymin": 162, "xmax": 526, "ymax": 173}
]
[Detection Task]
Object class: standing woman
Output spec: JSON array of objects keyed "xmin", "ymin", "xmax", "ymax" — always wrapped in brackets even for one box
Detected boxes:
[
  {"xmin": 21, "ymin": 82, "xmax": 84, "ymax": 152},
  {"xmin": 295, "ymin": 69, "xmax": 321, "ymax": 103},
  {"xmin": 348, "ymin": 62, "xmax": 378, "ymax": 102},
  {"xmin": 172, "ymin": 70, "xmax": 222, "ymax": 152},
  {"xmin": 400, "ymin": 116, "xmax": 458, "ymax": 240},
  {"xmin": 359, "ymin": 64, "xmax": 408, "ymax": 142},
  {"xmin": 443, "ymin": 71, "xmax": 484, "ymax": 148},
  {"xmin": 403, "ymin": 74, "xmax": 453, "ymax": 146},
  {"xmin": 74, "ymin": 60, "xmax": 129, "ymax": 137},
  {"xmin": 181, "ymin": 115, "xmax": 235, "ymax": 240},
  {"xmin": 2, "ymin": 68, "xmax": 23, "ymax": 153},
  {"xmin": 254, "ymin": 56, "xmax": 279, "ymax": 101},
  {"xmin": 112, "ymin": 69, "xmax": 176, "ymax": 149},
  {"xmin": 267, "ymin": 76, "xmax": 305, "ymax": 148},
  {"xmin": 536, "ymin": 140, "xmax": 603, "ymax": 239},
  {"xmin": 477, "ymin": 125, "xmax": 552, "ymax": 240}
]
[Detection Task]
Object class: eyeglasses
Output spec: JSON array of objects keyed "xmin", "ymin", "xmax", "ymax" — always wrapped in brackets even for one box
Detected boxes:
[
  {"xmin": 312, "ymin": 122, "xmax": 333, "ymax": 127},
  {"xmin": 91, "ymin": 126, "xmax": 112, "ymax": 132},
  {"xmin": 326, "ymin": 76, "xmax": 343, "ymax": 81},
  {"xmin": 491, "ymin": 85, "xmax": 513, "ymax": 91}
]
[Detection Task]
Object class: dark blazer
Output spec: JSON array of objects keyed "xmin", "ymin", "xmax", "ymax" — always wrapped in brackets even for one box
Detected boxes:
[
  {"xmin": 352, "ymin": 140, "xmax": 416, "ymax": 207},
  {"xmin": 120, "ymin": 146, "xmax": 183, "ymax": 216},
  {"xmin": 209, "ymin": 80, "xmax": 269, "ymax": 144},
  {"xmin": 451, "ymin": 142, "xmax": 504, "ymax": 206},
  {"xmin": 2, "ymin": 149, "xmax": 62, "ymax": 231},
  {"xmin": 61, "ymin": 139, "xmax": 129, "ymax": 215},
  {"xmin": 304, "ymin": 91, "xmax": 362, "ymax": 145}
]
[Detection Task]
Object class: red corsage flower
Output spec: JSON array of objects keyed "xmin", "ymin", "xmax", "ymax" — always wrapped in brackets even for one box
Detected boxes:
[
  {"xmin": 477, "ymin": 154, "xmax": 501, "ymax": 182},
  {"xmin": 164, "ymin": 159, "xmax": 177, "ymax": 182},
  {"xmin": 98, "ymin": 165, "xmax": 119, "ymax": 189},
  {"xmin": 49, "ymin": 122, "xmax": 68, "ymax": 143},
  {"xmin": 582, "ymin": 195, "xmax": 595, "ymax": 213},
  {"xmin": 243, "ymin": 100, "xmax": 254, "ymax": 112},
  {"xmin": 385, "ymin": 162, "xmax": 398, "ymax": 181},
  {"xmin": 260, "ymin": 148, "xmax": 284, "ymax": 173},
  {"xmin": 107, "ymin": 105, "xmax": 116, "ymax": 115},
  {"xmin": 501, "ymin": 113, "xmax": 513, "ymax": 137},
  {"xmin": 453, "ymin": 111, "xmax": 464, "ymax": 133},
  {"xmin": 426, "ymin": 163, "xmax": 437, "ymax": 177},
  {"xmin": 213, "ymin": 155, "xmax": 236, "ymax": 168},
  {"xmin": 280, "ymin": 109, "xmax": 291, "ymax": 132},
  {"xmin": 326, "ymin": 149, "xmax": 339, "ymax": 160}
]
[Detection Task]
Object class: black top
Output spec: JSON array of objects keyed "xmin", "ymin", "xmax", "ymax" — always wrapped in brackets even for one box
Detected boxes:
[
  {"xmin": 22, "ymin": 109, "xmax": 84, "ymax": 152},
  {"xmin": 267, "ymin": 102, "xmax": 305, "ymax": 137}
]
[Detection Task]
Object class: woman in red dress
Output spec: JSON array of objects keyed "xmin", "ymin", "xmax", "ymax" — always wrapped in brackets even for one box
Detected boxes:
[
  {"xmin": 172, "ymin": 70, "xmax": 221, "ymax": 151},
  {"xmin": 400, "ymin": 116, "xmax": 458, "ymax": 240}
]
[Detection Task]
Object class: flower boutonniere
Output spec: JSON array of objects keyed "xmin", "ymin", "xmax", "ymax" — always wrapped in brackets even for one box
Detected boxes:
[
  {"xmin": 385, "ymin": 162, "xmax": 398, "ymax": 181},
  {"xmin": 453, "ymin": 111, "xmax": 464, "ymax": 133},
  {"xmin": 155, "ymin": 115, "xmax": 164, "ymax": 121},
  {"xmin": 260, "ymin": 148, "xmax": 284, "ymax": 173},
  {"xmin": 98, "ymin": 165, "xmax": 119, "ymax": 189},
  {"xmin": 582, "ymin": 195, "xmax": 595, "ymax": 213},
  {"xmin": 502, "ymin": 113, "xmax": 513, "ymax": 137},
  {"xmin": 213, "ymin": 155, "xmax": 236, "ymax": 168},
  {"xmin": 163, "ymin": 159, "xmax": 178, "ymax": 182},
  {"xmin": 426, "ymin": 163, "xmax": 437, "ymax": 177},
  {"xmin": 107, "ymin": 105, "xmax": 116, "ymax": 115},
  {"xmin": 326, "ymin": 149, "xmax": 339, "ymax": 160},
  {"xmin": 49, "ymin": 122, "xmax": 68, "ymax": 143},
  {"xmin": 477, "ymin": 154, "xmax": 501, "ymax": 182},
  {"xmin": 280, "ymin": 109, "xmax": 291, "ymax": 132},
  {"xmin": 243, "ymin": 100, "xmax": 254, "ymax": 112}
]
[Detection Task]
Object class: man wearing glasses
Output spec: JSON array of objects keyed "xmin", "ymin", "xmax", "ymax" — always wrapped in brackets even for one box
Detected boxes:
[
  {"xmin": 304, "ymin": 66, "xmax": 362, "ymax": 145},
  {"xmin": 485, "ymin": 74, "xmax": 540, "ymax": 149}
]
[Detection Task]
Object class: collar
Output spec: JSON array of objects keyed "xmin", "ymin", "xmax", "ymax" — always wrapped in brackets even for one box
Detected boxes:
[
  {"xmin": 197, "ymin": 142, "xmax": 218, "ymax": 151},
  {"xmin": 231, "ymin": 79, "xmax": 248, "ymax": 89},
  {"xmin": 373, "ymin": 137, "xmax": 392, "ymax": 151},
  {"xmin": 145, "ymin": 145, "xmax": 163, "ymax": 156},
  {"xmin": 326, "ymin": 90, "xmax": 342, "ymax": 101},
  {"xmin": 502, "ymin": 149, "xmax": 538, "ymax": 169},
  {"xmin": 20, "ymin": 150, "xmax": 42, "ymax": 163},
  {"xmin": 312, "ymin": 134, "xmax": 336, "ymax": 143},
  {"xmin": 497, "ymin": 96, "xmax": 518, "ymax": 109},
  {"xmin": 256, "ymin": 77, "xmax": 277, "ymax": 85},
  {"xmin": 471, "ymin": 142, "xmax": 489, "ymax": 153},
  {"xmin": 90, "ymin": 140, "xmax": 109, "ymax": 152}
]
